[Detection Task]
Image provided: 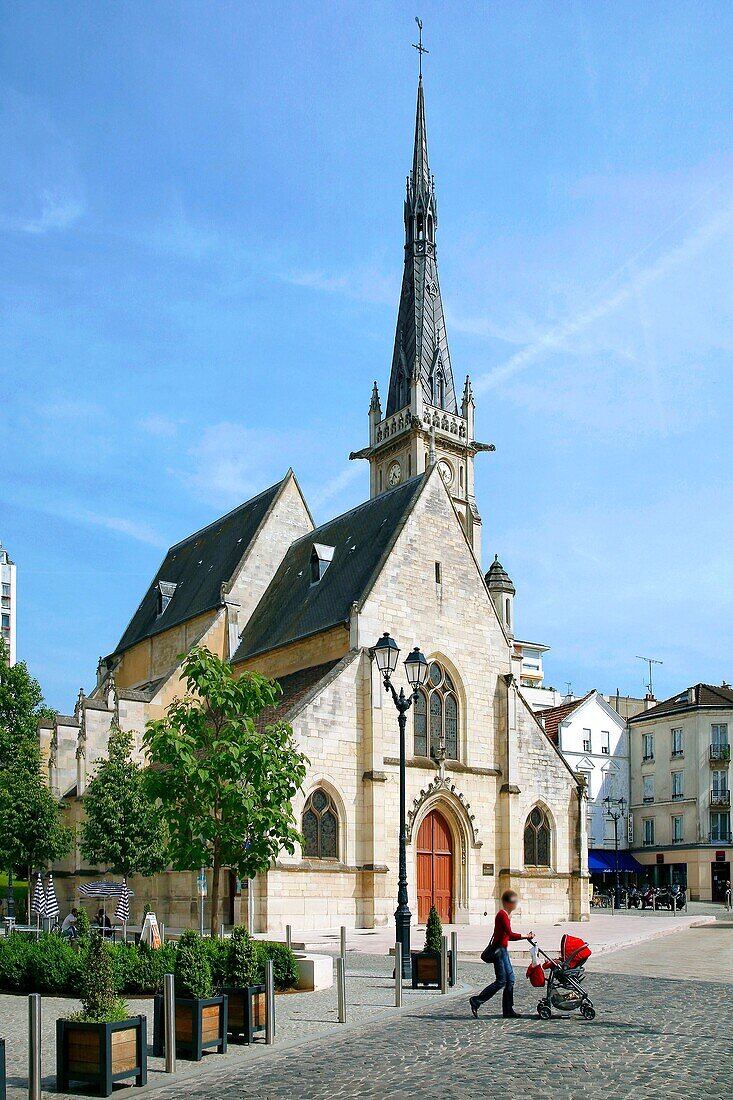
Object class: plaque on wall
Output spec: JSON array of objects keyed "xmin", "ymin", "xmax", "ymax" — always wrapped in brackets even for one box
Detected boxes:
[{"xmin": 482, "ymin": 863, "xmax": 494, "ymax": 876}]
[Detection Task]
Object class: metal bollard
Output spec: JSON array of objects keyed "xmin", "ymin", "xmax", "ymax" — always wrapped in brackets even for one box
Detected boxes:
[
  {"xmin": 247, "ymin": 878, "xmax": 255, "ymax": 935},
  {"xmin": 340, "ymin": 925, "xmax": 346, "ymax": 959},
  {"xmin": 440, "ymin": 935, "xmax": 448, "ymax": 994},
  {"xmin": 285, "ymin": 924, "xmax": 292, "ymax": 950},
  {"xmin": 160, "ymin": 922, "xmax": 165, "ymax": 944},
  {"xmin": 450, "ymin": 930, "xmax": 458, "ymax": 986},
  {"xmin": 265, "ymin": 960, "xmax": 275, "ymax": 1045},
  {"xmin": 28, "ymin": 993, "xmax": 41, "ymax": 1100},
  {"xmin": 163, "ymin": 972, "xmax": 176, "ymax": 1074},
  {"xmin": 394, "ymin": 943, "xmax": 402, "ymax": 1007},
  {"xmin": 337, "ymin": 956, "xmax": 346, "ymax": 1023}
]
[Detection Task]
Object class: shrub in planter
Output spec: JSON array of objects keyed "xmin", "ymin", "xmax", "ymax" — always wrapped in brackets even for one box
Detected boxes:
[
  {"xmin": 125, "ymin": 942, "xmax": 177, "ymax": 995},
  {"xmin": 252, "ymin": 941, "xmax": 299, "ymax": 990},
  {"xmin": 411, "ymin": 906, "xmax": 454, "ymax": 989},
  {"xmin": 201, "ymin": 936, "xmax": 229, "ymax": 989},
  {"xmin": 221, "ymin": 926, "xmax": 266, "ymax": 1044},
  {"xmin": 153, "ymin": 931, "xmax": 227, "ymax": 1061},
  {"xmin": 56, "ymin": 931, "xmax": 146, "ymax": 1098}
]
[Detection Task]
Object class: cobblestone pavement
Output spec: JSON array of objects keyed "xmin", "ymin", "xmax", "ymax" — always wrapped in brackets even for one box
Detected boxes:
[{"xmin": 3, "ymin": 927, "xmax": 732, "ymax": 1098}]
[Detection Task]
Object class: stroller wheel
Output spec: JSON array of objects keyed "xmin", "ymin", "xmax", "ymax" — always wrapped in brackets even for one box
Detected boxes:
[
  {"xmin": 537, "ymin": 1002, "xmax": 552, "ymax": 1020},
  {"xmin": 580, "ymin": 1004, "xmax": 596, "ymax": 1021}
]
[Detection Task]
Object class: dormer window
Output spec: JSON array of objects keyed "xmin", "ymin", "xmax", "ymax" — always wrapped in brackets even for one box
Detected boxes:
[
  {"xmin": 310, "ymin": 544, "xmax": 335, "ymax": 585},
  {"xmin": 156, "ymin": 581, "xmax": 177, "ymax": 617}
]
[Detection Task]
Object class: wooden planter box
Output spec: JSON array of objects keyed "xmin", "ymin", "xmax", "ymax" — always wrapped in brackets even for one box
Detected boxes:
[
  {"xmin": 0, "ymin": 1036, "xmax": 6, "ymax": 1100},
  {"xmin": 56, "ymin": 1015, "xmax": 147, "ymax": 1097},
  {"xmin": 410, "ymin": 949, "xmax": 455, "ymax": 989},
  {"xmin": 221, "ymin": 984, "xmax": 269, "ymax": 1043},
  {"xmin": 153, "ymin": 994, "xmax": 227, "ymax": 1061}
]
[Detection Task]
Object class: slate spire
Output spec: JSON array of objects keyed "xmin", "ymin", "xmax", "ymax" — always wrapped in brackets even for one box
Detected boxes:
[{"xmin": 386, "ymin": 76, "xmax": 457, "ymax": 418}]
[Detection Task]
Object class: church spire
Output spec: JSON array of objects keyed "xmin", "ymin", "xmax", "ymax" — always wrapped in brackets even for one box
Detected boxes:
[{"xmin": 385, "ymin": 72, "xmax": 457, "ymax": 418}]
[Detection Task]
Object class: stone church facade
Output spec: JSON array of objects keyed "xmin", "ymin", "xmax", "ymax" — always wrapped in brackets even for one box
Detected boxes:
[{"xmin": 42, "ymin": 76, "xmax": 589, "ymax": 931}]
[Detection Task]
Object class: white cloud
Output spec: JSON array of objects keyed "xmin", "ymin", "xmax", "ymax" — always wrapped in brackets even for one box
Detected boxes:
[
  {"xmin": 82, "ymin": 511, "xmax": 167, "ymax": 548},
  {"xmin": 138, "ymin": 415, "xmax": 179, "ymax": 439},
  {"xmin": 308, "ymin": 463, "xmax": 364, "ymax": 512},
  {"xmin": 185, "ymin": 421, "xmax": 291, "ymax": 507},
  {"xmin": 22, "ymin": 189, "xmax": 83, "ymax": 234},
  {"xmin": 282, "ymin": 264, "xmax": 398, "ymax": 308}
]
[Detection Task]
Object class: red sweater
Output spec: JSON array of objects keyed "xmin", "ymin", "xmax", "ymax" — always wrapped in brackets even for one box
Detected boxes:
[{"xmin": 493, "ymin": 908, "xmax": 523, "ymax": 949}]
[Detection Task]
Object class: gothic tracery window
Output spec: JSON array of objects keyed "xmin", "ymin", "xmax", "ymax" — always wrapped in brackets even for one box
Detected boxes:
[
  {"xmin": 524, "ymin": 806, "xmax": 552, "ymax": 868},
  {"xmin": 413, "ymin": 661, "xmax": 459, "ymax": 760},
  {"xmin": 302, "ymin": 788, "xmax": 340, "ymax": 860}
]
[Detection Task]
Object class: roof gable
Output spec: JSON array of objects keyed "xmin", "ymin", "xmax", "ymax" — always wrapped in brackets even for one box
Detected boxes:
[
  {"xmin": 629, "ymin": 682, "xmax": 733, "ymax": 723},
  {"xmin": 111, "ymin": 475, "xmax": 288, "ymax": 657},
  {"xmin": 537, "ymin": 691, "xmax": 593, "ymax": 744},
  {"xmin": 233, "ymin": 475, "xmax": 426, "ymax": 663}
]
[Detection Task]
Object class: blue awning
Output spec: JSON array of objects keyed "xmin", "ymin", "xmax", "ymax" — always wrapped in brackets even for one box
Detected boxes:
[
  {"xmin": 616, "ymin": 851, "xmax": 645, "ymax": 873},
  {"xmin": 588, "ymin": 850, "xmax": 613, "ymax": 872}
]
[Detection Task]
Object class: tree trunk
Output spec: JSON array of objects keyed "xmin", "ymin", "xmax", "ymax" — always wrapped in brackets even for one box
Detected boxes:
[{"xmin": 210, "ymin": 854, "xmax": 221, "ymax": 938}]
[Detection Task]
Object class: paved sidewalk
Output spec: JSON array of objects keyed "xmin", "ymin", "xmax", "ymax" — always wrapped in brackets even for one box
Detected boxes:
[{"xmin": 296, "ymin": 902, "xmax": 720, "ymax": 962}]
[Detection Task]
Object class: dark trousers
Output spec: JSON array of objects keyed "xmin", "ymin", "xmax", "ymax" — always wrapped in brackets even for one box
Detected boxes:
[{"xmin": 474, "ymin": 946, "xmax": 515, "ymax": 1014}]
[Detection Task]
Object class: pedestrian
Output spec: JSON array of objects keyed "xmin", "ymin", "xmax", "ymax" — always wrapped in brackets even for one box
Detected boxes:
[
  {"xmin": 470, "ymin": 889, "xmax": 534, "ymax": 1019},
  {"xmin": 96, "ymin": 908, "xmax": 112, "ymax": 935},
  {"xmin": 61, "ymin": 907, "xmax": 78, "ymax": 940},
  {"xmin": 724, "ymin": 880, "xmax": 731, "ymax": 911}
]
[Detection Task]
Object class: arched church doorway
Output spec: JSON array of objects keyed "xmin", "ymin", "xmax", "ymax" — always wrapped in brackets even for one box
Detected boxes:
[{"xmin": 416, "ymin": 809, "xmax": 454, "ymax": 924}]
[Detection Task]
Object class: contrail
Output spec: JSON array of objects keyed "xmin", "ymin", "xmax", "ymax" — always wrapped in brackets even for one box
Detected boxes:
[{"xmin": 475, "ymin": 187, "xmax": 733, "ymax": 394}]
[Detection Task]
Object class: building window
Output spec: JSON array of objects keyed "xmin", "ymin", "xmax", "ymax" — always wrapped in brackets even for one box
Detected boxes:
[
  {"xmin": 1, "ymin": 583, "xmax": 9, "ymax": 597},
  {"xmin": 642, "ymin": 818, "xmax": 655, "ymax": 846},
  {"xmin": 413, "ymin": 661, "xmax": 459, "ymax": 760},
  {"xmin": 434, "ymin": 561, "xmax": 442, "ymax": 585},
  {"xmin": 642, "ymin": 733, "xmax": 654, "ymax": 761},
  {"xmin": 582, "ymin": 730, "xmax": 591, "ymax": 753},
  {"xmin": 302, "ymin": 789, "xmax": 339, "ymax": 860},
  {"xmin": 711, "ymin": 723, "xmax": 729, "ymax": 747},
  {"xmin": 671, "ymin": 727, "xmax": 683, "ymax": 757},
  {"xmin": 672, "ymin": 815, "xmax": 683, "ymax": 844},
  {"xmin": 156, "ymin": 580, "xmax": 177, "ymax": 617},
  {"xmin": 671, "ymin": 771, "xmax": 684, "ymax": 800},
  {"xmin": 710, "ymin": 811, "xmax": 731, "ymax": 844},
  {"xmin": 310, "ymin": 543, "xmax": 334, "ymax": 585},
  {"xmin": 643, "ymin": 775, "xmax": 654, "ymax": 804},
  {"xmin": 0, "ymin": 614, "xmax": 9, "ymax": 630},
  {"xmin": 505, "ymin": 598, "xmax": 511, "ymax": 630},
  {"xmin": 524, "ymin": 807, "xmax": 551, "ymax": 868},
  {"xmin": 601, "ymin": 731, "xmax": 610, "ymax": 755}
]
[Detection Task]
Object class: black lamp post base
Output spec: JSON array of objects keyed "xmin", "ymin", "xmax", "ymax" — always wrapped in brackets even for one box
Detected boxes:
[{"xmin": 395, "ymin": 907, "xmax": 412, "ymax": 979}]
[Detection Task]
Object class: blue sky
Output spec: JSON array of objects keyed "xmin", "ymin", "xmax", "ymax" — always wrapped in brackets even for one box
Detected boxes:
[{"xmin": 2, "ymin": 1, "xmax": 733, "ymax": 709}]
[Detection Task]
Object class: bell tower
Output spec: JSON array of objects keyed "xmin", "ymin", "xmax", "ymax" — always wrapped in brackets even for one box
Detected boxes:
[{"xmin": 350, "ymin": 66, "xmax": 494, "ymax": 561}]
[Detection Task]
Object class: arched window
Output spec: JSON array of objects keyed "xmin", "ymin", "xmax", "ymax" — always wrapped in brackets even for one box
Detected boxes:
[
  {"xmin": 505, "ymin": 597, "xmax": 511, "ymax": 630},
  {"xmin": 416, "ymin": 213, "xmax": 424, "ymax": 240},
  {"xmin": 435, "ymin": 368, "xmax": 445, "ymax": 410},
  {"xmin": 427, "ymin": 214, "xmax": 434, "ymax": 241},
  {"xmin": 414, "ymin": 661, "xmax": 459, "ymax": 760},
  {"xmin": 302, "ymin": 788, "xmax": 340, "ymax": 860},
  {"xmin": 524, "ymin": 806, "xmax": 551, "ymax": 868}
]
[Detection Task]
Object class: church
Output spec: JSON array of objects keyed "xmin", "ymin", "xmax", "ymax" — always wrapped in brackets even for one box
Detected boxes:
[{"xmin": 41, "ymin": 73, "xmax": 590, "ymax": 931}]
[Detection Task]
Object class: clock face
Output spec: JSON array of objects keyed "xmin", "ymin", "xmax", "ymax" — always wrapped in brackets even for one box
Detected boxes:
[
  {"xmin": 387, "ymin": 461, "xmax": 402, "ymax": 486},
  {"xmin": 438, "ymin": 459, "xmax": 454, "ymax": 487}
]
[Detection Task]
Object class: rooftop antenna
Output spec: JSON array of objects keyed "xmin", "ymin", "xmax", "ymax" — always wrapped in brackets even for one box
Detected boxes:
[
  {"xmin": 565, "ymin": 682, "xmax": 573, "ymax": 698},
  {"xmin": 413, "ymin": 16, "xmax": 429, "ymax": 78},
  {"xmin": 636, "ymin": 655, "xmax": 662, "ymax": 698}
]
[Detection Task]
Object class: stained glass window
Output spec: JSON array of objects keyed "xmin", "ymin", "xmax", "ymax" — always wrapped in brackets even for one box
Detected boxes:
[
  {"xmin": 524, "ymin": 806, "xmax": 551, "ymax": 868},
  {"xmin": 302, "ymin": 789, "xmax": 340, "ymax": 860},
  {"xmin": 414, "ymin": 661, "xmax": 460, "ymax": 761}
]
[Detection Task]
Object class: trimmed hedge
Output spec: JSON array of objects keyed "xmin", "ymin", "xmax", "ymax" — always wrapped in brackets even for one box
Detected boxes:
[{"xmin": 0, "ymin": 932, "xmax": 298, "ymax": 995}]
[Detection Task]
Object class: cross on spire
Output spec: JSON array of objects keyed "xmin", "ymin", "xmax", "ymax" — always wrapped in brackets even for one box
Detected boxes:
[{"xmin": 412, "ymin": 16, "xmax": 429, "ymax": 79}]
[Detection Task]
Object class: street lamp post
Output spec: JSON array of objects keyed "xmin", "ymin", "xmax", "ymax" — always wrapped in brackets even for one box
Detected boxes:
[
  {"xmin": 603, "ymin": 796, "xmax": 627, "ymax": 909},
  {"xmin": 373, "ymin": 633, "xmax": 429, "ymax": 979}
]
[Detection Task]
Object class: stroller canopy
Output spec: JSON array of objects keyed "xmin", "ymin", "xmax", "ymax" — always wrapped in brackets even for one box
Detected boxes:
[{"xmin": 560, "ymin": 934, "xmax": 592, "ymax": 968}]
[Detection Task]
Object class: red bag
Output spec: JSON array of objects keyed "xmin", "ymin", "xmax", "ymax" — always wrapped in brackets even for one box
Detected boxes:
[{"xmin": 526, "ymin": 963, "xmax": 546, "ymax": 988}]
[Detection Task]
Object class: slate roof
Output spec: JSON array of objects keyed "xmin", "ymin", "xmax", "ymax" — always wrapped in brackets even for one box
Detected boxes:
[
  {"xmin": 485, "ymin": 554, "xmax": 515, "ymax": 594},
  {"xmin": 111, "ymin": 476, "xmax": 287, "ymax": 658},
  {"xmin": 233, "ymin": 475, "xmax": 426, "ymax": 663},
  {"xmin": 628, "ymin": 683, "xmax": 733, "ymax": 723},
  {"xmin": 536, "ymin": 692, "xmax": 594, "ymax": 745},
  {"xmin": 253, "ymin": 659, "xmax": 343, "ymax": 732}
]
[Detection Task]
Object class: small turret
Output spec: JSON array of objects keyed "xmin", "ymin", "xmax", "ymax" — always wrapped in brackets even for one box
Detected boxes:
[{"xmin": 485, "ymin": 554, "xmax": 515, "ymax": 637}]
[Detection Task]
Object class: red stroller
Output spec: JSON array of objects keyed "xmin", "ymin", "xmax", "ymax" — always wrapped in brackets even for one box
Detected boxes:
[{"xmin": 529, "ymin": 934, "xmax": 595, "ymax": 1021}]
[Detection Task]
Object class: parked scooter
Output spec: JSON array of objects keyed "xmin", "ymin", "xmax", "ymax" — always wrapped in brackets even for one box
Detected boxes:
[
  {"xmin": 655, "ymin": 885, "xmax": 675, "ymax": 910},
  {"xmin": 670, "ymin": 884, "xmax": 687, "ymax": 910},
  {"xmin": 639, "ymin": 885, "xmax": 657, "ymax": 909},
  {"xmin": 625, "ymin": 886, "xmax": 641, "ymax": 909}
]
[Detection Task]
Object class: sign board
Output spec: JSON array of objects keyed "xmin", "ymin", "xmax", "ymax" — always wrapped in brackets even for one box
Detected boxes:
[
  {"xmin": 716, "ymin": 851, "xmax": 726, "ymax": 862},
  {"xmin": 627, "ymin": 813, "xmax": 633, "ymax": 846},
  {"xmin": 656, "ymin": 854, "xmax": 664, "ymax": 865},
  {"xmin": 481, "ymin": 863, "xmax": 494, "ymax": 877},
  {"xmin": 140, "ymin": 911, "xmax": 161, "ymax": 949},
  {"xmin": 197, "ymin": 873, "xmax": 208, "ymax": 898}
]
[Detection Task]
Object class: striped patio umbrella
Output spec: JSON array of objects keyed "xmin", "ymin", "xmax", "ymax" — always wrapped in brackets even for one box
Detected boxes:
[
  {"xmin": 44, "ymin": 873, "xmax": 60, "ymax": 924},
  {"xmin": 30, "ymin": 873, "xmax": 46, "ymax": 917},
  {"xmin": 78, "ymin": 881, "xmax": 136, "ymax": 899},
  {"xmin": 115, "ymin": 879, "xmax": 130, "ymax": 924}
]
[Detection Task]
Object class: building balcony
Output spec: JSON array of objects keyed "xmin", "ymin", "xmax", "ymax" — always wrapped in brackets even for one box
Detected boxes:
[
  {"xmin": 672, "ymin": 836, "xmax": 685, "ymax": 844},
  {"xmin": 708, "ymin": 832, "xmax": 732, "ymax": 845},
  {"xmin": 710, "ymin": 789, "xmax": 731, "ymax": 807},
  {"xmin": 671, "ymin": 750, "xmax": 684, "ymax": 759},
  {"xmin": 643, "ymin": 796, "xmax": 654, "ymax": 804},
  {"xmin": 709, "ymin": 744, "xmax": 731, "ymax": 762},
  {"xmin": 671, "ymin": 792, "xmax": 685, "ymax": 801},
  {"xmin": 642, "ymin": 754, "xmax": 654, "ymax": 762}
]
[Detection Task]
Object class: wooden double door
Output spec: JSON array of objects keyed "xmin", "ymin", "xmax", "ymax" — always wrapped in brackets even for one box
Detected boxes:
[{"xmin": 416, "ymin": 809, "xmax": 454, "ymax": 924}]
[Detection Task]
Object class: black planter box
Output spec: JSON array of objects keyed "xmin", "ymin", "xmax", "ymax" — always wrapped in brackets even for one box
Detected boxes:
[
  {"xmin": 56, "ymin": 1015, "xmax": 147, "ymax": 1097},
  {"xmin": 220, "ymin": 984, "xmax": 269, "ymax": 1043},
  {"xmin": 153, "ymin": 994, "xmax": 228, "ymax": 1061},
  {"xmin": 410, "ymin": 949, "xmax": 455, "ymax": 989},
  {"xmin": 0, "ymin": 1036, "xmax": 6, "ymax": 1100}
]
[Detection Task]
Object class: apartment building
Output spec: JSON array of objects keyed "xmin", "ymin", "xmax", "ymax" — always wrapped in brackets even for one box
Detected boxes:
[
  {"xmin": 0, "ymin": 542, "xmax": 16, "ymax": 665},
  {"xmin": 628, "ymin": 683, "xmax": 732, "ymax": 901}
]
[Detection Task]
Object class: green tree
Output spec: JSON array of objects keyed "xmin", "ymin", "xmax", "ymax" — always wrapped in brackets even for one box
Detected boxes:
[
  {"xmin": 0, "ymin": 639, "xmax": 72, "ymax": 913},
  {"xmin": 424, "ymin": 905, "xmax": 443, "ymax": 953},
  {"xmin": 144, "ymin": 646, "xmax": 308, "ymax": 937},
  {"xmin": 80, "ymin": 726, "xmax": 168, "ymax": 880}
]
